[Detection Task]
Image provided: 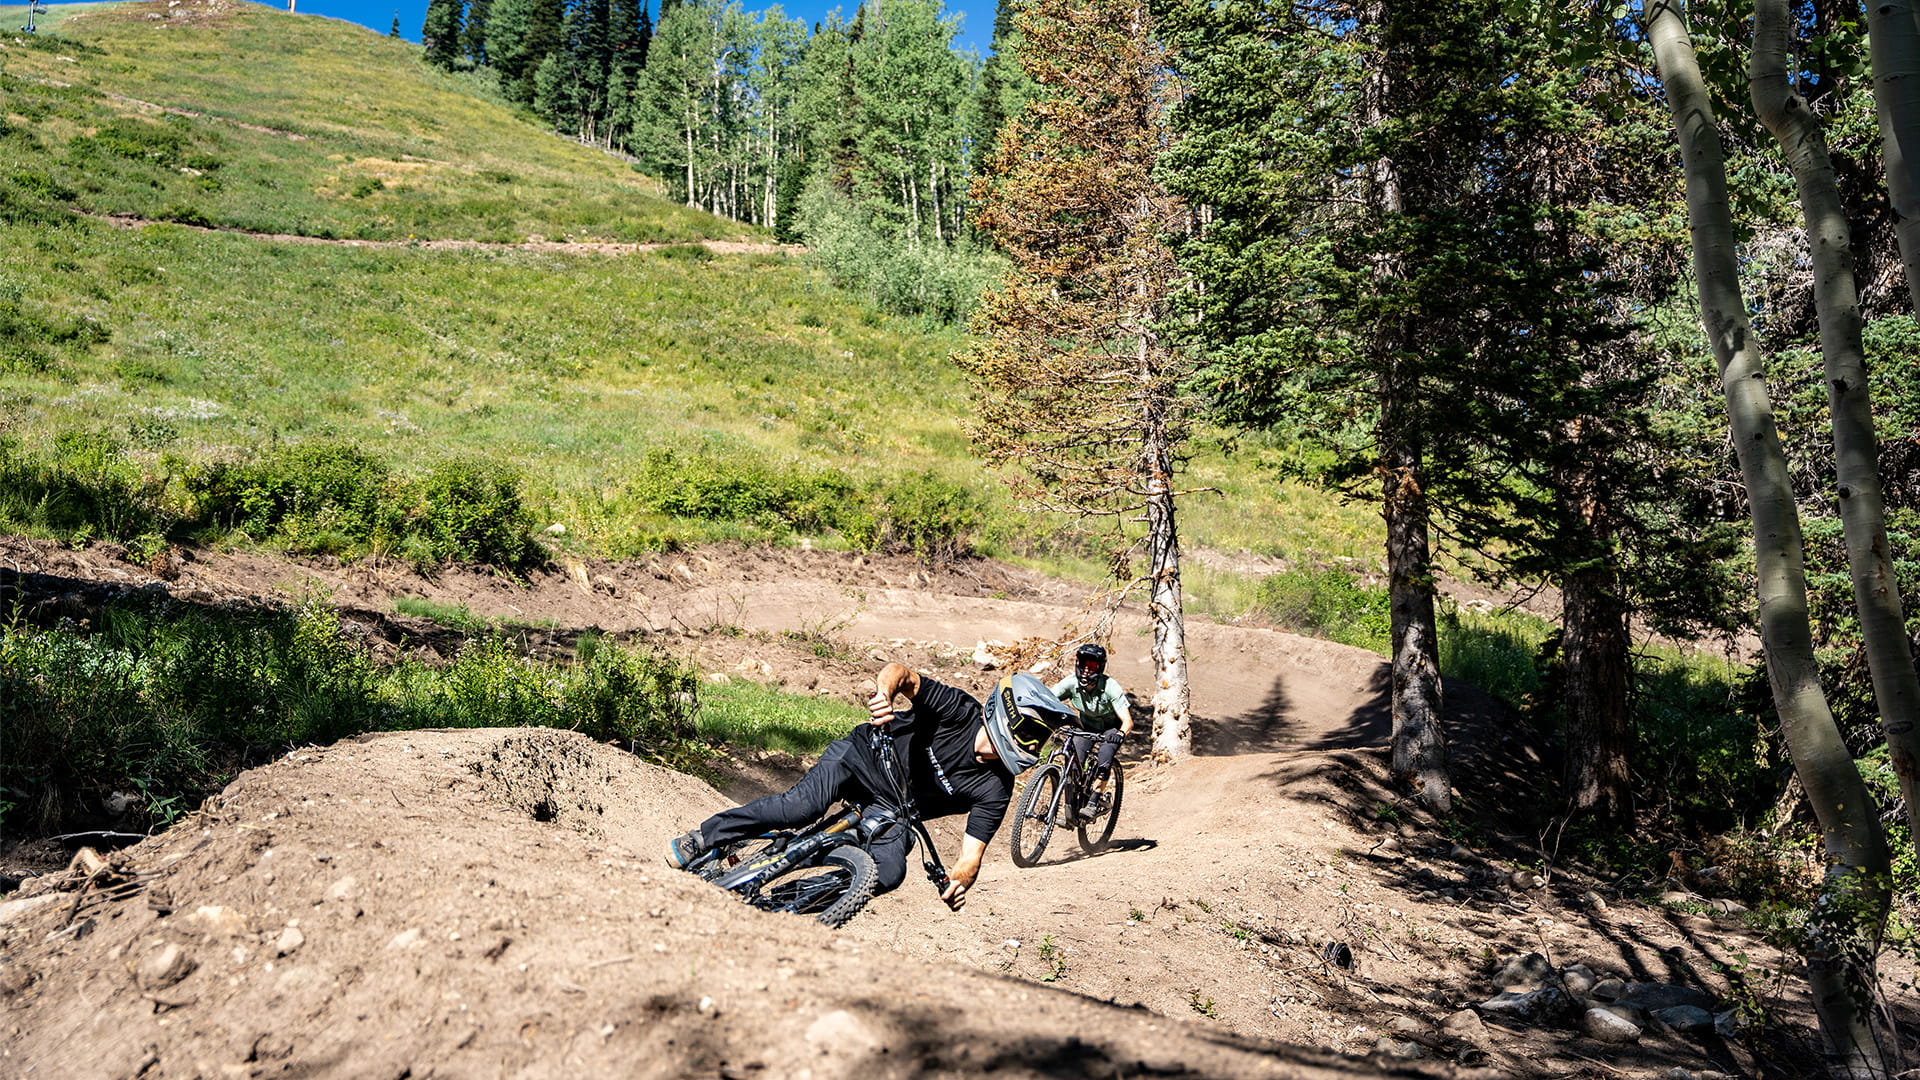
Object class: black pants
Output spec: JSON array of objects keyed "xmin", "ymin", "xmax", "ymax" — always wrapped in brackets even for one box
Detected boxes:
[
  {"xmin": 696, "ymin": 737, "xmax": 912, "ymax": 893},
  {"xmin": 1070, "ymin": 728, "xmax": 1124, "ymax": 780}
]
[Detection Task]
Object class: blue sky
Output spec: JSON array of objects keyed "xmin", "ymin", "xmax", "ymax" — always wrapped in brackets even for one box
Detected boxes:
[{"xmin": 43, "ymin": 0, "xmax": 994, "ymax": 56}]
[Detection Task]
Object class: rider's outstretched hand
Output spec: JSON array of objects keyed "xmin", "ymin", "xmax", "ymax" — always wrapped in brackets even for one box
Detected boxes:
[{"xmin": 940, "ymin": 878, "xmax": 970, "ymax": 911}]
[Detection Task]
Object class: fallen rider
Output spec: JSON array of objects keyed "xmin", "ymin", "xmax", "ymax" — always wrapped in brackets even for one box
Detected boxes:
[{"xmin": 668, "ymin": 662, "xmax": 1072, "ymax": 910}]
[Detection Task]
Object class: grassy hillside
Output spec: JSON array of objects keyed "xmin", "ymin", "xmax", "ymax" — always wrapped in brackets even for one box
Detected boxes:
[
  {"xmin": 0, "ymin": 0, "xmax": 734, "ymax": 242},
  {"xmin": 0, "ymin": 0, "xmax": 1379, "ymax": 580}
]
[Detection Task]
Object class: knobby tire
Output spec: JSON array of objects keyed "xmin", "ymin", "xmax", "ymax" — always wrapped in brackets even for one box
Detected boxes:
[
  {"xmin": 1010, "ymin": 763, "xmax": 1064, "ymax": 867},
  {"xmin": 751, "ymin": 844, "xmax": 878, "ymax": 928},
  {"xmin": 1076, "ymin": 760, "xmax": 1124, "ymax": 853}
]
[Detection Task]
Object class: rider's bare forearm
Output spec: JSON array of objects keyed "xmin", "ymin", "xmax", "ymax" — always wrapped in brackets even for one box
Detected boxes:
[{"xmin": 876, "ymin": 663, "xmax": 921, "ymax": 703}]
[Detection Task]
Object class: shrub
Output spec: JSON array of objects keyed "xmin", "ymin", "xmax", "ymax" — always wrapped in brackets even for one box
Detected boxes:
[
  {"xmin": 1251, "ymin": 566, "xmax": 1391, "ymax": 653},
  {"xmin": 866, "ymin": 470, "xmax": 980, "ymax": 563},
  {"xmin": 417, "ymin": 459, "xmax": 542, "ymax": 571},
  {"xmin": 0, "ymin": 598, "xmax": 707, "ymax": 834},
  {"xmin": 187, "ymin": 442, "xmax": 399, "ymax": 553}
]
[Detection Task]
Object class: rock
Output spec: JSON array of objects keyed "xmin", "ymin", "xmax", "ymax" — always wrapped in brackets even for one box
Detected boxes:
[
  {"xmin": 805, "ymin": 1010, "xmax": 881, "ymax": 1056},
  {"xmin": 1708, "ymin": 898, "xmax": 1747, "ymax": 915},
  {"xmin": 1561, "ymin": 964, "xmax": 1597, "ymax": 996},
  {"xmin": 1478, "ymin": 987, "xmax": 1576, "ymax": 1025},
  {"xmin": 0, "ymin": 895, "xmax": 64, "ymax": 927},
  {"xmin": 386, "ymin": 928, "xmax": 425, "ymax": 950},
  {"xmin": 187, "ymin": 905, "xmax": 249, "ymax": 938},
  {"xmin": 1441, "ymin": 1009, "xmax": 1488, "ymax": 1042},
  {"xmin": 1493, "ymin": 951, "xmax": 1555, "ymax": 991},
  {"xmin": 1389, "ymin": 1016, "xmax": 1425, "ymax": 1034},
  {"xmin": 1582, "ymin": 889, "xmax": 1609, "ymax": 912},
  {"xmin": 1659, "ymin": 890, "xmax": 1696, "ymax": 905},
  {"xmin": 1621, "ymin": 982, "xmax": 1714, "ymax": 1012},
  {"xmin": 1581, "ymin": 1006, "xmax": 1643, "ymax": 1043},
  {"xmin": 139, "ymin": 943, "xmax": 197, "ymax": 989},
  {"xmin": 971, "ymin": 641, "xmax": 1002, "ymax": 668},
  {"xmin": 1375, "ymin": 1037, "xmax": 1428, "ymax": 1059},
  {"xmin": 1713, "ymin": 1009, "xmax": 1744, "ymax": 1037},
  {"xmin": 1589, "ymin": 977, "xmax": 1627, "ymax": 1002},
  {"xmin": 1653, "ymin": 1005, "xmax": 1715, "ymax": 1033},
  {"xmin": 326, "ymin": 876, "xmax": 357, "ymax": 902},
  {"xmin": 1509, "ymin": 869, "xmax": 1546, "ymax": 890},
  {"xmin": 274, "ymin": 926, "xmax": 305, "ymax": 957}
]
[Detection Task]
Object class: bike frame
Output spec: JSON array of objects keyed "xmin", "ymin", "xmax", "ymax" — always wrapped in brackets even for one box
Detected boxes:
[{"xmin": 700, "ymin": 725, "xmax": 949, "ymax": 900}]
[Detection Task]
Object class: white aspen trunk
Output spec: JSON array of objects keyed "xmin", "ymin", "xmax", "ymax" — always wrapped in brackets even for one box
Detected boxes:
[
  {"xmin": 930, "ymin": 159, "xmax": 944, "ymax": 244},
  {"xmin": 1650, "ymin": 5, "xmax": 1891, "ymax": 1076},
  {"xmin": 1763, "ymin": 0, "xmax": 1920, "ymax": 875},
  {"xmin": 1868, "ymin": 0, "xmax": 1920, "ymax": 314},
  {"xmin": 684, "ymin": 118, "xmax": 696, "ymax": 208},
  {"xmin": 1141, "ymin": 321, "xmax": 1192, "ymax": 762}
]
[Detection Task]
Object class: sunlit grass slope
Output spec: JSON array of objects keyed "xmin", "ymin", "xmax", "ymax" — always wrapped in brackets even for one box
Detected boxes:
[
  {"xmin": 0, "ymin": 0, "xmax": 735, "ymax": 242},
  {"xmin": 0, "ymin": 0, "xmax": 1379, "ymax": 580}
]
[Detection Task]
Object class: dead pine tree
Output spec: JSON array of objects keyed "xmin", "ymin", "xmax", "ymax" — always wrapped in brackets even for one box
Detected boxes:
[{"xmin": 960, "ymin": 0, "xmax": 1196, "ymax": 761}]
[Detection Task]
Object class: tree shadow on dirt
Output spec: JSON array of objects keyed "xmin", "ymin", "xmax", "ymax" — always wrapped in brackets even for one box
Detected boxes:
[
  {"xmin": 841, "ymin": 993, "xmax": 1438, "ymax": 1079},
  {"xmin": 1193, "ymin": 663, "xmax": 1394, "ymax": 757}
]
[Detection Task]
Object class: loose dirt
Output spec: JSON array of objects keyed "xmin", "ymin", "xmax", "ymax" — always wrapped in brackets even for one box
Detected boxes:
[{"xmin": 1, "ymin": 536, "xmax": 1908, "ymax": 1079}]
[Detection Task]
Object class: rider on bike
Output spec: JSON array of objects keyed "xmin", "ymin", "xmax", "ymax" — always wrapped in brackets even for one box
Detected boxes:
[
  {"xmin": 1050, "ymin": 643, "xmax": 1132, "ymax": 819},
  {"xmin": 667, "ymin": 662, "xmax": 1071, "ymax": 910}
]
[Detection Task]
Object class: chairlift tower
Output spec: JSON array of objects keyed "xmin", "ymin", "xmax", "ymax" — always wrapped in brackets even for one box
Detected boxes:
[{"xmin": 23, "ymin": 0, "xmax": 49, "ymax": 33}]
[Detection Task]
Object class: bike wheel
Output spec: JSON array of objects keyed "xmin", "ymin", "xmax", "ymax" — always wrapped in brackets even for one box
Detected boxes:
[
  {"xmin": 1009, "ymin": 763, "xmax": 1064, "ymax": 867},
  {"xmin": 751, "ymin": 845, "xmax": 878, "ymax": 928},
  {"xmin": 1077, "ymin": 760, "xmax": 1124, "ymax": 853}
]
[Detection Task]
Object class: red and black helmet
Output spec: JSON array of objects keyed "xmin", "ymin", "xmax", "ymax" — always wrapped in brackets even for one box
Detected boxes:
[{"xmin": 1074, "ymin": 642, "xmax": 1107, "ymax": 691}]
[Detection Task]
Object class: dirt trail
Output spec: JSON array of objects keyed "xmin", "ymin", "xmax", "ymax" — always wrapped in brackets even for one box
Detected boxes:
[
  {"xmin": 87, "ymin": 212, "xmax": 802, "ymax": 257},
  {"xmin": 0, "ymin": 537, "xmax": 1871, "ymax": 1079}
]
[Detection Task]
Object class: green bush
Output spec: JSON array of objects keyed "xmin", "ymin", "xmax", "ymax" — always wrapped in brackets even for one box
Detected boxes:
[
  {"xmin": 187, "ymin": 442, "xmax": 399, "ymax": 554},
  {"xmin": 417, "ymin": 459, "xmax": 542, "ymax": 571},
  {"xmin": 867, "ymin": 470, "xmax": 981, "ymax": 562},
  {"xmin": 0, "ymin": 598, "xmax": 706, "ymax": 835},
  {"xmin": 1251, "ymin": 566, "xmax": 1391, "ymax": 653},
  {"xmin": 796, "ymin": 180, "xmax": 1002, "ymax": 325},
  {"xmin": 185, "ymin": 445, "xmax": 542, "ymax": 571}
]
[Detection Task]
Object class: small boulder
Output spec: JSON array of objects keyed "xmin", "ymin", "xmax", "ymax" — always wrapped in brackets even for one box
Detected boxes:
[
  {"xmin": 1589, "ymin": 977, "xmax": 1627, "ymax": 1002},
  {"xmin": 1441, "ymin": 1009, "xmax": 1488, "ymax": 1043},
  {"xmin": 1653, "ymin": 1005, "xmax": 1715, "ymax": 1034},
  {"xmin": 1374, "ymin": 1037, "xmax": 1427, "ymax": 1060},
  {"xmin": 1621, "ymin": 982, "xmax": 1714, "ymax": 1012},
  {"xmin": 1479, "ymin": 986, "xmax": 1576, "ymax": 1026},
  {"xmin": 274, "ymin": 925, "xmax": 306, "ymax": 958},
  {"xmin": 1494, "ymin": 951, "xmax": 1556, "ymax": 991},
  {"xmin": 139, "ymin": 943, "xmax": 197, "ymax": 989},
  {"xmin": 1561, "ymin": 964, "xmax": 1598, "ymax": 996},
  {"xmin": 1582, "ymin": 1006, "xmax": 1643, "ymax": 1044}
]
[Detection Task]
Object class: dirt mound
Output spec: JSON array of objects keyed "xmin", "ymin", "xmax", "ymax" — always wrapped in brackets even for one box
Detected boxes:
[{"xmin": 2, "ymin": 728, "xmax": 1398, "ymax": 1080}]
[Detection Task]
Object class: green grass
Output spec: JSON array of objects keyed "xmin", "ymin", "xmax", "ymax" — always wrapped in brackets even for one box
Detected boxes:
[
  {"xmin": 393, "ymin": 596, "xmax": 493, "ymax": 633},
  {"xmin": 0, "ymin": 3, "xmax": 733, "ymax": 242},
  {"xmin": 0, "ymin": 0, "xmax": 1383, "ymax": 575},
  {"xmin": 695, "ymin": 678, "xmax": 862, "ymax": 755}
]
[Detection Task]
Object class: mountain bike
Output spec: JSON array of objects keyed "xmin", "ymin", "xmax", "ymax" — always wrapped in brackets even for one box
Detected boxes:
[
  {"xmin": 680, "ymin": 726, "xmax": 948, "ymax": 927},
  {"xmin": 1008, "ymin": 727, "xmax": 1124, "ymax": 867}
]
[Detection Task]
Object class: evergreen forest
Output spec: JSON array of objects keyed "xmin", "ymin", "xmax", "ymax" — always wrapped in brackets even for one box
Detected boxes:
[{"xmin": 4, "ymin": 0, "xmax": 1920, "ymax": 1072}]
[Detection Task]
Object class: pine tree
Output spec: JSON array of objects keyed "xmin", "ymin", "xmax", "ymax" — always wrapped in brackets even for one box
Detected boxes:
[
  {"xmin": 488, "ymin": 0, "xmax": 566, "ymax": 104},
  {"xmin": 463, "ymin": 0, "xmax": 492, "ymax": 65},
  {"xmin": 964, "ymin": 0, "xmax": 1196, "ymax": 760},
  {"xmin": 422, "ymin": 0, "xmax": 465, "ymax": 69},
  {"xmin": 390, "ymin": 12, "xmax": 401, "ymax": 37}
]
